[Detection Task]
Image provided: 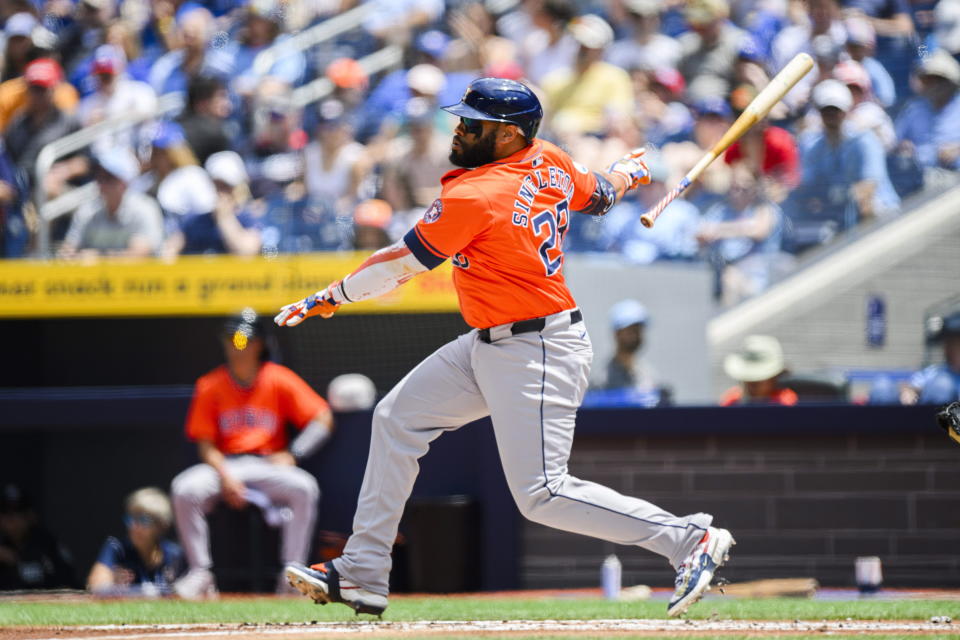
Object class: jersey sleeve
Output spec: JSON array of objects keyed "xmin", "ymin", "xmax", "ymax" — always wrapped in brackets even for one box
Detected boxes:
[
  {"xmin": 184, "ymin": 378, "xmax": 219, "ymax": 442},
  {"xmin": 403, "ymin": 184, "xmax": 492, "ymax": 269},
  {"xmin": 276, "ymin": 366, "xmax": 329, "ymax": 430},
  {"xmin": 95, "ymin": 536, "xmax": 125, "ymax": 569},
  {"xmin": 563, "ymin": 157, "xmax": 599, "ymax": 212}
]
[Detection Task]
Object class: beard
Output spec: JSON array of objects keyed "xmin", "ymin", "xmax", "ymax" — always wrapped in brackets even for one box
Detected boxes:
[{"xmin": 449, "ymin": 129, "xmax": 497, "ymax": 168}]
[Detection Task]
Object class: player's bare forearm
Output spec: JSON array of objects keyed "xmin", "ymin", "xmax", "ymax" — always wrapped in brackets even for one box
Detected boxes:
[
  {"xmin": 275, "ymin": 240, "xmax": 427, "ymax": 327},
  {"xmin": 197, "ymin": 440, "xmax": 229, "ymax": 476}
]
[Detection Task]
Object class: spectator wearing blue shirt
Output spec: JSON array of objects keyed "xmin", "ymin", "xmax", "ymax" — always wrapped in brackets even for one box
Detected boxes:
[
  {"xmin": 87, "ymin": 488, "xmax": 186, "ymax": 597},
  {"xmin": 580, "ymin": 151, "xmax": 700, "ymax": 262},
  {"xmin": 844, "ymin": 15, "xmax": 897, "ymax": 108},
  {"xmin": 224, "ymin": 2, "xmax": 306, "ymax": 99},
  {"xmin": 698, "ymin": 164, "xmax": 784, "ymax": 306},
  {"xmin": 841, "ymin": 0, "xmax": 916, "ymax": 100},
  {"xmin": 0, "ymin": 139, "xmax": 27, "ymax": 258},
  {"xmin": 148, "ymin": 6, "xmax": 233, "ymax": 103},
  {"xmin": 902, "ymin": 311, "xmax": 960, "ymax": 405},
  {"xmin": 159, "ymin": 164, "xmax": 261, "ymax": 256},
  {"xmin": 786, "ymin": 80, "xmax": 899, "ymax": 251},
  {"xmin": 894, "ymin": 49, "xmax": 960, "ymax": 171}
]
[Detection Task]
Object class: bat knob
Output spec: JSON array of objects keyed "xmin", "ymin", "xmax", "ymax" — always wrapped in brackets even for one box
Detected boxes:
[{"xmin": 640, "ymin": 214, "xmax": 654, "ymax": 228}]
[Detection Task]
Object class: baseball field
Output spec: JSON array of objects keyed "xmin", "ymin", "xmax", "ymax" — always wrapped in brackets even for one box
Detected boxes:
[{"xmin": 3, "ymin": 589, "xmax": 958, "ymax": 639}]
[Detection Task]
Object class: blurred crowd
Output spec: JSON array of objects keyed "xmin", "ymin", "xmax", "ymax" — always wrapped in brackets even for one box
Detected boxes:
[{"xmin": 0, "ymin": 0, "xmax": 959, "ymax": 305}]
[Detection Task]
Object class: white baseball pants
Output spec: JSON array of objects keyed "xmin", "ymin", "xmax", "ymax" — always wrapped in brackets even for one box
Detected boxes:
[
  {"xmin": 171, "ymin": 456, "xmax": 319, "ymax": 570},
  {"xmin": 334, "ymin": 309, "xmax": 712, "ymax": 596}
]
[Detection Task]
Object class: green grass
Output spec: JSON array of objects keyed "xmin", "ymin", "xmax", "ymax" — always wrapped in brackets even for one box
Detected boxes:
[{"xmin": 0, "ymin": 596, "xmax": 957, "ymax": 627}]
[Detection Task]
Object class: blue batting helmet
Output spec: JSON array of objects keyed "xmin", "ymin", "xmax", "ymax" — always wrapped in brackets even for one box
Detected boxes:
[{"xmin": 442, "ymin": 77, "xmax": 543, "ymax": 140}]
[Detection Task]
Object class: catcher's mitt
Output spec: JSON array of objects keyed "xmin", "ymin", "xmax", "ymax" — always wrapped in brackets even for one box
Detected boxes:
[{"xmin": 936, "ymin": 401, "xmax": 960, "ymax": 446}]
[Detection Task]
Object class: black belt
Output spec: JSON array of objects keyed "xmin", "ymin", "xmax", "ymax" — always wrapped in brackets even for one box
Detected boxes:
[{"xmin": 478, "ymin": 309, "xmax": 583, "ymax": 344}]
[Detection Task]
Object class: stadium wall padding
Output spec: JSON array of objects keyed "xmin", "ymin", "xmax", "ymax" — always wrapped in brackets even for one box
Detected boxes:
[{"xmin": 1, "ymin": 398, "xmax": 956, "ymax": 591}]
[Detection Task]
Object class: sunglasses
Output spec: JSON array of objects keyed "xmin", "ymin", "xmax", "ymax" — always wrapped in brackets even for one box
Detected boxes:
[
  {"xmin": 125, "ymin": 513, "xmax": 157, "ymax": 527},
  {"xmin": 459, "ymin": 117, "xmax": 484, "ymax": 136}
]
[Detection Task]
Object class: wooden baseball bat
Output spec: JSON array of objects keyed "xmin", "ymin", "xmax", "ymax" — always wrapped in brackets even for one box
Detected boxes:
[{"xmin": 639, "ymin": 52, "xmax": 814, "ymax": 228}]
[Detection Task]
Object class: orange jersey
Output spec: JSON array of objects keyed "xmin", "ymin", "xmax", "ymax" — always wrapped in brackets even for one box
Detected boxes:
[
  {"xmin": 185, "ymin": 361, "xmax": 328, "ymax": 455},
  {"xmin": 403, "ymin": 140, "xmax": 598, "ymax": 328}
]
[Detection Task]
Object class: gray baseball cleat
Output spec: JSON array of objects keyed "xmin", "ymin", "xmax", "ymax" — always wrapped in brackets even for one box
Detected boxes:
[
  {"xmin": 285, "ymin": 561, "xmax": 388, "ymax": 616},
  {"xmin": 667, "ymin": 526, "xmax": 735, "ymax": 617}
]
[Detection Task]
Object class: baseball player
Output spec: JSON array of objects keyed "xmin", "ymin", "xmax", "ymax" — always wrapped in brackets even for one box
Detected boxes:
[
  {"xmin": 276, "ymin": 78, "xmax": 734, "ymax": 617},
  {"xmin": 170, "ymin": 310, "xmax": 333, "ymax": 599}
]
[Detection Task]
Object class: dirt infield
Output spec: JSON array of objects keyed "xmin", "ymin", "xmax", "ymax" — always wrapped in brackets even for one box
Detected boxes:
[{"xmin": 5, "ymin": 619, "xmax": 957, "ymax": 639}]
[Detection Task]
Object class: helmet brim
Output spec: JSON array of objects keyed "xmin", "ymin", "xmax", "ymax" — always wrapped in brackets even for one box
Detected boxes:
[{"xmin": 441, "ymin": 102, "xmax": 515, "ymax": 125}]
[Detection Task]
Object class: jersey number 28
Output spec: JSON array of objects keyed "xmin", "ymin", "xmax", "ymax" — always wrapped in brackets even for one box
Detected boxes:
[{"xmin": 532, "ymin": 199, "xmax": 569, "ymax": 277}]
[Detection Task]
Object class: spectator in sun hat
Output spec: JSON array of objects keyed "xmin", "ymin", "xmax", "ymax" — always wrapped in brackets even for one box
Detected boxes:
[
  {"xmin": 4, "ymin": 58, "xmax": 87, "ymax": 196},
  {"xmin": 720, "ymin": 335, "xmax": 797, "ymax": 406},
  {"xmin": 541, "ymin": 14, "xmax": 634, "ymax": 137},
  {"xmin": 78, "ymin": 44, "xmax": 158, "ymax": 153},
  {"xmin": 606, "ymin": 0, "xmax": 682, "ymax": 72},
  {"xmin": 677, "ymin": 0, "xmax": 746, "ymax": 99},
  {"xmin": 87, "ymin": 488, "xmax": 186, "ymax": 598},
  {"xmin": 894, "ymin": 49, "xmax": 960, "ymax": 170},
  {"xmin": 59, "ymin": 146, "xmax": 164, "ymax": 259}
]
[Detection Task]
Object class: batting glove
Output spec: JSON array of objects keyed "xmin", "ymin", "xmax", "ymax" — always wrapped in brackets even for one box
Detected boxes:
[
  {"xmin": 274, "ymin": 283, "xmax": 341, "ymax": 327},
  {"xmin": 607, "ymin": 148, "xmax": 651, "ymax": 190}
]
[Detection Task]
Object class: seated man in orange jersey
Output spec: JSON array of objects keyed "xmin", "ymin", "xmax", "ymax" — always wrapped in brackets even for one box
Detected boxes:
[{"xmin": 171, "ymin": 309, "xmax": 333, "ymax": 599}]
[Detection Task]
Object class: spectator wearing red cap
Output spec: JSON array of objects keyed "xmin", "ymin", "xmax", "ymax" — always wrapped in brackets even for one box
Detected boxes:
[
  {"xmin": 352, "ymin": 199, "xmax": 392, "ymax": 250},
  {"xmin": 4, "ymin": 59, "xmax": 87, "ymax": 198},
  {"xmin": 77, "ymin": 44, "xmax": 158, "ymax": 153},
  {"xmin": 55, "ymin": 0, "xmax": 114, "ymax": 78},
  {"xmin": 0, "ymin": 17, "xmax": 80, "ymax": 132},
  {"xmin": 326, "ymin": 58, "xmax": 369, "ymax": 117}
]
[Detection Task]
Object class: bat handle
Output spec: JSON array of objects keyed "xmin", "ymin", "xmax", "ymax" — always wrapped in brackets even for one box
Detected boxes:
[{"xmin": 640, "ymin": 177, "xmax": 690, "ymax": 229}]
